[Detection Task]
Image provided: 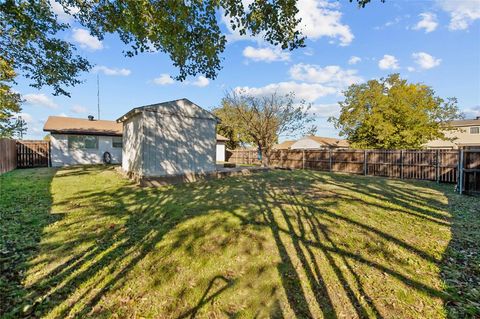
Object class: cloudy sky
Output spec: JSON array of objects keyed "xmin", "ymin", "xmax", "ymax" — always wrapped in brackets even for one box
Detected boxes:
[{"xmin": 15, "ymin": 0, "xmax": 480, "ymax": 140}]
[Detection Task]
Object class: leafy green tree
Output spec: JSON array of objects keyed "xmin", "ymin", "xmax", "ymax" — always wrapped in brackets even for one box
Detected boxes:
[
  {"xmin": 0, "ymin": 57, "xmax": 24, "ymax": 138},
  {"xmin": 14, "ymin": 116, "xmax": 27, "ymax": 139},
  {"xmin": 1, "ymin": 0, "xmax": 375, "ymax": 97},
  {"xmin": 215, "ymin": 91, "xmax": 316, "ymax": 166},
  {"xmin": 330, "ymin": 74, "xmax": 462, "ymax": 149}
]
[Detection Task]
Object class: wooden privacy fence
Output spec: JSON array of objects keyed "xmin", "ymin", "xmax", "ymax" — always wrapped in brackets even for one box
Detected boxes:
[
  {"xmin": 227, "ymin": 149, "xmax": 479, "ymax": 191},
  {"xmin": 460, "ymin": 150, "xmax": 480, "ymax": 195},
  {"xmin": 16, "ymin": 140, "xmax": 51, "ymax": 168},
  {"xmin": 0, "ymin": 138, "xmax": 17, "ymax": 174}
]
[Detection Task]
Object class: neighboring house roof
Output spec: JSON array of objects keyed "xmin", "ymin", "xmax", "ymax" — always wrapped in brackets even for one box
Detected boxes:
[
  {"xmin": 216, "ymin": 134, "xmax": 229, "ymax": 141},
  {"xmin": 303, "ymin": 135, "xmax": 350, "ymax": 148},
  {"xmin": 450, "ymin": 118, "xmax": 480, "ymax": 127},
  {"xmin": 116, "ymin": 98, "xmax": 219, "ymax": 123},
  {"xmin": 273, "ymin": 140, "xmax": 296, "ymax": 149},
  {"xmin": 43, "ymin": 116, "xmax": 123, "ymax": 136}
]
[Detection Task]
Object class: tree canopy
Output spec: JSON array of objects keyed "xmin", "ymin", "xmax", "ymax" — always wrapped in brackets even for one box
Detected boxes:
[
  {"xmin": 214, "ymin": 91, "xmax": 316, "ymax": 166},
  {"xmin": 330, "ymin": 74, "xmax": 462, "ymax": 149}
]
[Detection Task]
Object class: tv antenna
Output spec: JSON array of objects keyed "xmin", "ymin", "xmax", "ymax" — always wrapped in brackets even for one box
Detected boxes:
[{"xmin": 97, "ymin": 74, "xmax": 100, "ymax": 120}]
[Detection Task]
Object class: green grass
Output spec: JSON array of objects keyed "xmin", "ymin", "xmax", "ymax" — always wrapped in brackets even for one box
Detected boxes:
[{"xmin": 0, "ymin": 166, "xmax": 479, "ymax": 318}]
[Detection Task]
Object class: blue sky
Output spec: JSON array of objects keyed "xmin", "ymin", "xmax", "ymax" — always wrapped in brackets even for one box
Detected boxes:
[{"xmin": 15, "ymin": 0, "xmax": 480, "ymax": 141}]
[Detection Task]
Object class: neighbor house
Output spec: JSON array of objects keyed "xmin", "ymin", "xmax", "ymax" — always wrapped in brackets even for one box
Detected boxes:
[
  {"xmin": 43, "ymin": 116, "xmax": 123, "ymax": 167},
  {"xmin": 290, "ymin": 136, "xmax": 349, "ymax": 150},
  {"xmin": 425, "ymin": 117, "xmax": 480, "ymax": 149},
  {"xmin": 272, "ymin": 140, "xmax": 296, "ymax": 150},
  {"xmin": 117, "ymin": 99, "xmax": 219, "ymax": 180}
]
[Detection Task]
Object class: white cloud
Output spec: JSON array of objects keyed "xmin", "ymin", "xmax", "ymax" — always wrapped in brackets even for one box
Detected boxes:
[
  {"xmin": 153, "ymin": 74, "xmax": 209, "ymax": 87},
  {"xmin": 438, "ymin": 0, "xmax": 480, "ymax": 30},
  {"xmin": 92, "ymin": 66, "xmax": 131, "ymax": 76},
  {"xmin": 243, "ymin": 46, "xmax": 290, "ymax": 62},
  {"xmin": 378, "ymin": 54, "xmax": 400, "ymax": 70},
  {"xmin": 191, "ymin": 76, "xmax": 210, "ymax": 87},
  {"xmin": 462, "ymin": 105, "xmax": 480, "ymax": 118},
  {"xmin": 235, "ymin": 82, "xmax": 337, "ymax": 102},
  {"xmin": 57, "ymin": 113, "xmax": 68, "ymax": 117},
  {"xmin": 296, "ymin": 0, "xmax": 353, "ymax": 46},
  {"xmin": 407, "ymin": 66, "xmax": 416, "ymax": 72},
  {"xmin": 49, "ymin": 0, "xmax": 79, "ymax": 23},
  {"xmin": 412, "ymin": 52, "xmax": 441, "ymax": 69},
  {"xmin": 413, "ymin": 13, "xmax": 438, "ymax": 33},
  {"xmin": 23, "ymin": 93, "xmax": 58, "ymax": 109},
  {"xmin": 289, "ymin": 63, "xmax": 362, "ymax": 87},
  {"xmin": 153, "ymin": 74, "xmax": 175, "ymax": 85},
  {"xmin": 72, "ymin": 28, "xmax": 103, "ymax": 50},
  {"xmin": 348, "ymin": 56, "xmax": 361, "ymax": 65},
  {"xmin": 70, "ymin": 105, "xmax": 88, "ymax": 114},
  {"xmin": 222, "ymin": 0, "xmax": 353, "ymax": 46},
  {"xmin": 17, "ymin": 112, "xmax": 34, "ymax": 123},
  {"xmin": 310, "ymin": 103, "xmax": 341, "ymax": 118}
]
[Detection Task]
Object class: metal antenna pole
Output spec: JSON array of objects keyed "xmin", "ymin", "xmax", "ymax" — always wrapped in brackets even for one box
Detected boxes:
[{"xmin": 97, "ymin": 74, "xmax": 100, "ymax": 120}]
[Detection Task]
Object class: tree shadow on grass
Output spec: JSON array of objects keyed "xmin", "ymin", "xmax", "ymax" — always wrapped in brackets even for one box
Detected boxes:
[
  {"xmin": 2, "ymin": 166, "xmax": 477, "ymax": 318},
  {"xmin": 0, "ymin": 168, "xmax": 59, "ymax": 318}
]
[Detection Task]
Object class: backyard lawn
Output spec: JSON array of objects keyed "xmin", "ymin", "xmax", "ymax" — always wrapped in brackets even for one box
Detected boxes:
[{"xmin": 0, "ymin": 166, "xmax": 479, "ymax": 318}]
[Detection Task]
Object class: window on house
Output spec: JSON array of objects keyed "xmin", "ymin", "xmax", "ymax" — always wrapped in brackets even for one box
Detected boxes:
[
  {"xmin": 112, "ymin": 136, "xmax": 123, "ymax": 148},
  {"xmin": 68, "ymin": 135, "xmax": 98, "ymax": 149},
  {"xmin": 470, "ymin": 127, "xmax": 479, "ymax": 134}
]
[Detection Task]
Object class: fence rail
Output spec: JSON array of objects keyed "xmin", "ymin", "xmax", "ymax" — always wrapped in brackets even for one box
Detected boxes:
[
  {"xmin": 16, "ymin": 140, "xmax": 50, "ymax": 168},
  {"xmin": 0, "ymin": 139, "xmax": 17, "ymax": 174},
  {"xmin": 227, "ymin": 148, "xmax": 479, "ymax": 194}
]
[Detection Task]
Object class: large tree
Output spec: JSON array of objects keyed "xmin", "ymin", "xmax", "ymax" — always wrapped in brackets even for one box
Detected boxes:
[
  {"xmin": 0, "ymin": 57, "xmax": 23, "ymax": 138},
  {"xmin": 215, "ymin": 91, "xmax": 316, "ymax": 166},
  {"xmin": 330, "ymin": 74, "xmax": 462, "ymax": 149}
]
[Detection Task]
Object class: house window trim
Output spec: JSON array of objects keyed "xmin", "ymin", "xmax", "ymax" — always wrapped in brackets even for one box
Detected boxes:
[{"xmin": 67, "ymin": 135, "xmax": 99, "ymax": 150}]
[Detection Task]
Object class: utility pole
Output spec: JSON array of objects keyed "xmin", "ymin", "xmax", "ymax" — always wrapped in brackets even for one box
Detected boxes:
[{"xmin": 97, "ymin": 74, "xmax": 100, "ymax": 120}]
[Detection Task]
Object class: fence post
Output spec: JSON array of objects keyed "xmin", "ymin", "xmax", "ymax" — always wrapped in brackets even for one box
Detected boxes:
[
  {"xmin": 458, "ymin": 149, "xmax": 464, "ymax": 194},
  {"xmin": 302, "ymin": 149, "xmax": 305, "ymax": 170},
  {"xmin": 329, "ymin": 149, "xmax": 332, "ymax": 172},
  {"xmin": 364, "ymin": 150, "xmax": 367, "ymax": 175},
  {"xmin": 436, "ymin": 149, "xmax": 440, "ymax": 183},
  {"xmin": 400, "ymin": 150, "xmax": 404, "ymax": 179}
]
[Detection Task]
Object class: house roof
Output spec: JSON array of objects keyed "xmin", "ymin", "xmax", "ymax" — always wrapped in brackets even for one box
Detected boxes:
[
  {"xmin": 43, "ymin": 116, "xmax": 123, "ymax": 136},
  {"xmin": 216, "ymin": 134, "xmax": 229, "ymax": 141},
  {"xmin": 44, "ymin": 116, "xmax": 229, "ymax": 142},
  {"xmin": 116, "ymin": 98, "xmax": 219, "ymax": 123},
  {"xmin": 303, "ymin": 135, "xmax": 350, "ymax": 147},
  {"xmin": 273, "ymin": 140, "xmax": 296, "ymax": 149},
  {"xmin": 450, "ymin": 118, "xmax": 480, "ymax": 127}
]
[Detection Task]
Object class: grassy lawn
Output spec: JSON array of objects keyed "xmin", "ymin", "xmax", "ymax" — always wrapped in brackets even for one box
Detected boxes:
[{"xmin": 0, "ymin": 166, "xmax": 479, "ymax": 318}]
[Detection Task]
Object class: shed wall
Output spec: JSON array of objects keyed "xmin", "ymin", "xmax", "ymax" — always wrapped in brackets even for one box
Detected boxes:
[
  {"xmin": 142, "ymin": 110, "xmax": 216, "ymax": 177},
  {"xmin": 290, "ymin": 138, "xmax": 322, "ymax": 150},
  {"xmin": 122, "ymin": 114, "xmax": 143, "ymax": 174}
]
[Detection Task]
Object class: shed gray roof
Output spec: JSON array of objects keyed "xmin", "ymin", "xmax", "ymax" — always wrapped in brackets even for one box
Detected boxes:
[{"xmin": 116, "ymin": 98, "xmax": 218, "ymax": 122}]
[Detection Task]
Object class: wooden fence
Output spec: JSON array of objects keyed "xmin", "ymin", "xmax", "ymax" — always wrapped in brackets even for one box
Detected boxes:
[
  {"xmin": 0, "ymin": 139, "xmax": 17, "ymax": 174},
  {"xmin": 16, "ymin": 140, "xmax": 51, "ymax": 168},
  {"xmin": 227, "ymin": 149, "xmax": 480, "ymax": 194}
]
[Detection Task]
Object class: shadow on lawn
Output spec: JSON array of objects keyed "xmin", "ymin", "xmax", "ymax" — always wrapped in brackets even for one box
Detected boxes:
[
  {"xmin": 0, "ymin": 168, "xmax": 58, "ymax": 317},
  {"xmin": 2, "ymin": 166, "xmax": 478, "ymax": 318}
]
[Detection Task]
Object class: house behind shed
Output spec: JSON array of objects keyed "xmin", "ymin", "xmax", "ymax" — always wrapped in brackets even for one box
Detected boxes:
[
  {"xmin": 117, "ymin": 99, "xmax": 218, "ymax": 180},
  {"xmin": 43, "ymin": 116, "xmax": 123, "ymax": 167}
]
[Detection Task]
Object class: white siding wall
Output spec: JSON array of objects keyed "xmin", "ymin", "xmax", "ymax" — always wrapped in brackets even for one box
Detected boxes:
[
  {"xmin": 141, "ymin": 110, "xmax": 216, "ymax": 177},
  {"xmin": 122, "ymin": 114, "xmax": 143, "ymax": 174},
  {"xmin": 425, "ymin": 126, "xmax": 480, "ymax": 149},
  {"xmin": 50, "ymin": 134, "xmax": 122, "ymax": 167},
  {"xmin": 216, "ymin": 142, "xmax": 226, "ymax": 162}
]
